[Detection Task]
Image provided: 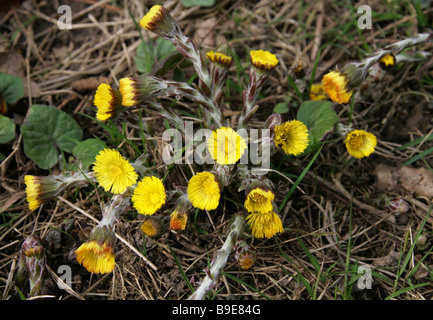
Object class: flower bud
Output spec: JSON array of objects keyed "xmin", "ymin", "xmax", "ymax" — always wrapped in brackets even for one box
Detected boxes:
[
  {"xmin": 169, "ymin": 195, "xmax": 192, "ymax": 231},
  {"xmin": 264, "ymin": 113, "xmax": 283, "ymax": 137},
  {"xmin": 388, "ymin": 198, "xmax": 410, "ymax": 215},
  {"xmin": 141, "ymin": 215, "xmax": 169, "ymax": 237},
  {"xmin": 16, "ymin": 234, "xmax": 47, "ymax": 297},
  {"xmin": 233, "ymin": 240, "xmax": 257, "ymax": 270},
  {"xmin": 378, "ymin": 53, "xmax": 396, "ymax": 71}
]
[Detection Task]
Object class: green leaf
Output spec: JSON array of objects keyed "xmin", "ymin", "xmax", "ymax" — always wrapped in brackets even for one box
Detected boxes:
[
  {"xmin": 134, "ymin": 38, "xmax": 176, "ymax": 74},
  {"xmin": 0, "ymin": 115, "xmax": 15, "ymax": 143},
  {"xmin": 72, "ymin": 138, "xmax": 107, "ymax": 169},
  {"xmin": 273, "ymin": 101, "xmax": 290, "ymax": 114},
  {"xmin": 296, "ymin": 100, "xmax": 339, "ymax": 154},
  {"xmin": 0, "ymin": 72, "xmax": 24, "ymax": 105},
  {"xmin": 181, "ymin": 0, "xmax": 215, "ymax": 7},
  {"xmin": 21, "ymin": 105, "xmax": 83, "ymax": 169}
]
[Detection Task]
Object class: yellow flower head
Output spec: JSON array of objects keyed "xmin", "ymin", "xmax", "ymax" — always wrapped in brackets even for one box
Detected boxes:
[
  {"xmin": 132, "ymin": 176, "xmax": 166, "ymax": 215},
  {"xmin": 207, "ymin": 127, "xmax": 247, "ymax": 165},
  {"xmin": 94, "ymin": 83, "xmax": 123, "ymax": 121},
  {"xmin": 141, "ymin": 216, "xmax": 167, "ymax": 238},
  {"xmin": 244, "ymin": 187, "xmax": 275, "ymax": 214},
  {"xmin": 246, "ymin": 211, "xmax": 284, "ymax": 239},
  {"xmin": 140, "ymin": 5, "xmax": 164, "ymax": 31},
  {"xmin": 206, "ymin": 51, "xmax": 233, "ymax": 68},
  {"xmin": 119, "ymin": 77, "xmax": 138, "ymax": 107},
  {"xmin": 187, "ymin": 172, "xmax": 221, "ymax": 211},
  {"xmin": 250, "ymin": 50, "xmax": 279, "ymax": 70},
  {"xmin": 321, "ymin": 70, "xmax": 353, "ymax": 104},
  {"xmin": 274, "ymin": 120, "xmax": 310, "ymax": 156},
  {"xmin": 309, "ymin": 83, "xmax": 329, "ymax": 101},
  {"xmin": 75, "ymin": 226, "xmax": 116, "ymax": 274},
  {"xmin": 170, "ymin": 209, "xmax": 188, "ymax": 231},
  {"xmin": 344, "ymin": 129, "xmax": 377, "ymax": 159},
  {"xmin": 139, "ymin": 5, "xmax": 178, "ymax": 38},
  {"xmin": 24, "ymin": 175, "xmax": 60, "ymax": 211},
  {"xmin": 93, "ymin": 148, "xmax": 138, "ymax": 194},
  {"xmin": 379, "ymin": 53, "xmax": 396, "ymax": 71}
]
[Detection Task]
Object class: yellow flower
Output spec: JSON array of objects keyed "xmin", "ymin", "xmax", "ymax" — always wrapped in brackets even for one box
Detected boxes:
[
  {"xmin": 139, "ymin": 5, "xmax": 178, "ymax": 38},
  {"xmin": 119, "ymin": 77, "xmax": 137, "ymax": 107},
  {"xmin": 207, "ymin": 127, "xmax": 247, "ymax": 165},
  {"xmin": 274, "ymin": 120, "xmax": 310, "ymax": 156},
  {"xmin": 244, "ymin": 187, "xmax": 274, "ymax": 214},
  {"xmin": 206, "ymin": 51, "xmax": 233, "ymax": 68},
  {"xmin": 93, "ymin": 148, "xmax": 138, "ymax": 194},
  {"xmin": 309, "ymin": 83, "xmax": 328, "ymax": 101},
  {"xmin": 321, "ymin": 70, "xmax": 353, "ymax": 104},
  {"xmin": 141, "ymin": 216, "xmax": 167, "ymax": 238},
  {"xmin": 344, "ymin": 129, "xmax": 377, "ymax": 159},
  {"xmin": 250, "ymin": 50, "xmax": 279, "ymax": 70},
  {"xmin": 94, "ymin": 83, "xmax": 123, "ymax": 121},
  {"xmin": 24, "ymin": 175, "xmax": 60, "ymax": 211},
  {"xmin": 139, "ymin": 5, "xmax": 164, "ymax": 31},
  {"xmin": 170, "ymin": 209, "xmax": 188, "ymax": 231},
  {"xmin": 379, "ymin": 53, "xmax": 396, "ymax": 70},
  {"xmin": 75, "ymin": 241, "xmax": 115, "ymax": 274},
  {"xmin": 187, "ymin": 172, "xmax": 221, "ymax": 210},
  {"xmin": 132, "ymin": 176, "xmax": 166, "ymax": 215},
  {"xmin": 75, "ymin": 226, "xmax": 116, "ymax": 274},
  {"xmin": 246, "ymin": 211, "xmax": 284, "ymax": 239}
]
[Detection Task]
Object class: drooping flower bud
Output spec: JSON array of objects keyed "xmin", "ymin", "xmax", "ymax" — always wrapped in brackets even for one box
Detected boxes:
[
  {"xmin": 141, "ymin": 215, "xmax": 169, "ymax": 237},
  {"xmin": 15, "ymin": 235, "xmax": 47, "ymax": 297},
  {"xmin": 233, "ymin": 240, "xmax": 257, "ymax": 270}
]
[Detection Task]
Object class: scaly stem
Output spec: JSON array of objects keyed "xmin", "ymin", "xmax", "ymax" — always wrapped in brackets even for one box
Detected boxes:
[{"xmin": 187, "ymin": 214, "xmax": 245, "ymax": 300}]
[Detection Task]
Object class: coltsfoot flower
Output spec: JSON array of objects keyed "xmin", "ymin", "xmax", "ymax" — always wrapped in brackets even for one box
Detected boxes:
[
  {"xmin": 187, "ymin": 171, "xmax": 221, "ymax": 211},
  {"xmin": 379, "ymin": 53, "xmax": 396, "ymax": 71},
  {"xmin": 234, "ymin": 240, "xmax": 257, "ymax": 270},
  {"xmin": 141, "ymin": 215, "xmax": 168, "ymax": 238},
  {"xmin": 244, "ymin": 187, "xmax": 275, "ymax": 214},
  {"xmin": 75, "ymin": 226, "xmax": 116, "ymax": 274},
  {"xmin": 206, "ymin": 51, "xmax": 233, "ymax": 68},
  {"xmin": 309, "ymin": 83, "xmax": 328, "ymax": 101},
  {"xmin": 139, "ymin": 5, "xmax": 180, "ymax": 39},
  {"xmin": 170, "ymin": 209, "xmax": 189, "ymax": 231},
  {"xmin": 94, "ymin": 83, "xmax": 123, "ymax": 121},
  {"xmin": 246, "ymin": 211, "xmax": 284, "ymax": 239},
  {"xmin": 207, "ymin": 127, "xmax": 247, "ymax": 165},
  {"xmin": 250, "ymin": 50, "xmax": 279, "ymax": 70},
  {"xmin": 344, "ymin": 129, "xmax": 377, "ymax": 159},
  {"xmin": 16, "ymin": 234, "xmax": 47, "ymax": 296},
  {"xmin": 321, "ymin": 70, "xmax": 353, "ymax": 104},
  {"xmin": 273, "ymin": 120, "xmax": 310, "ymax": 156},
  {"xmin": 93, "ymin": 148, "xmax": 138, "ymax": 194},
  {"xmin": 24, "ymin": 175, "xmax": 62, "ymax": 211},
  {"xmin": 119, "ymin": 76, "xmax": 166, "ymax": 107},
  {"xmin": 132, "ymin": 176, "xmax": 166, "ymax": 215}
]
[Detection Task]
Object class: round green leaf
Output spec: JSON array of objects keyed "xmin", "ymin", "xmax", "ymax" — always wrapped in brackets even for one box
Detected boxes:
[
  {"xmin": 72, "ymin": 138, "xmax": 107, "ymax": 169},
  {"xmin": 296, "ymin": 100, "xmax": 340, "ymax": 153},
  {"xmin": 0, "ymin": 72, "xmax": 24, "ymax": 105},
  {"xmin": 0, "ymin": 115, "xmax": 15, "ymax": 143},
  {"xmin": 21, "ymin": 105, "xmax": 83, "ymax": 169}
]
